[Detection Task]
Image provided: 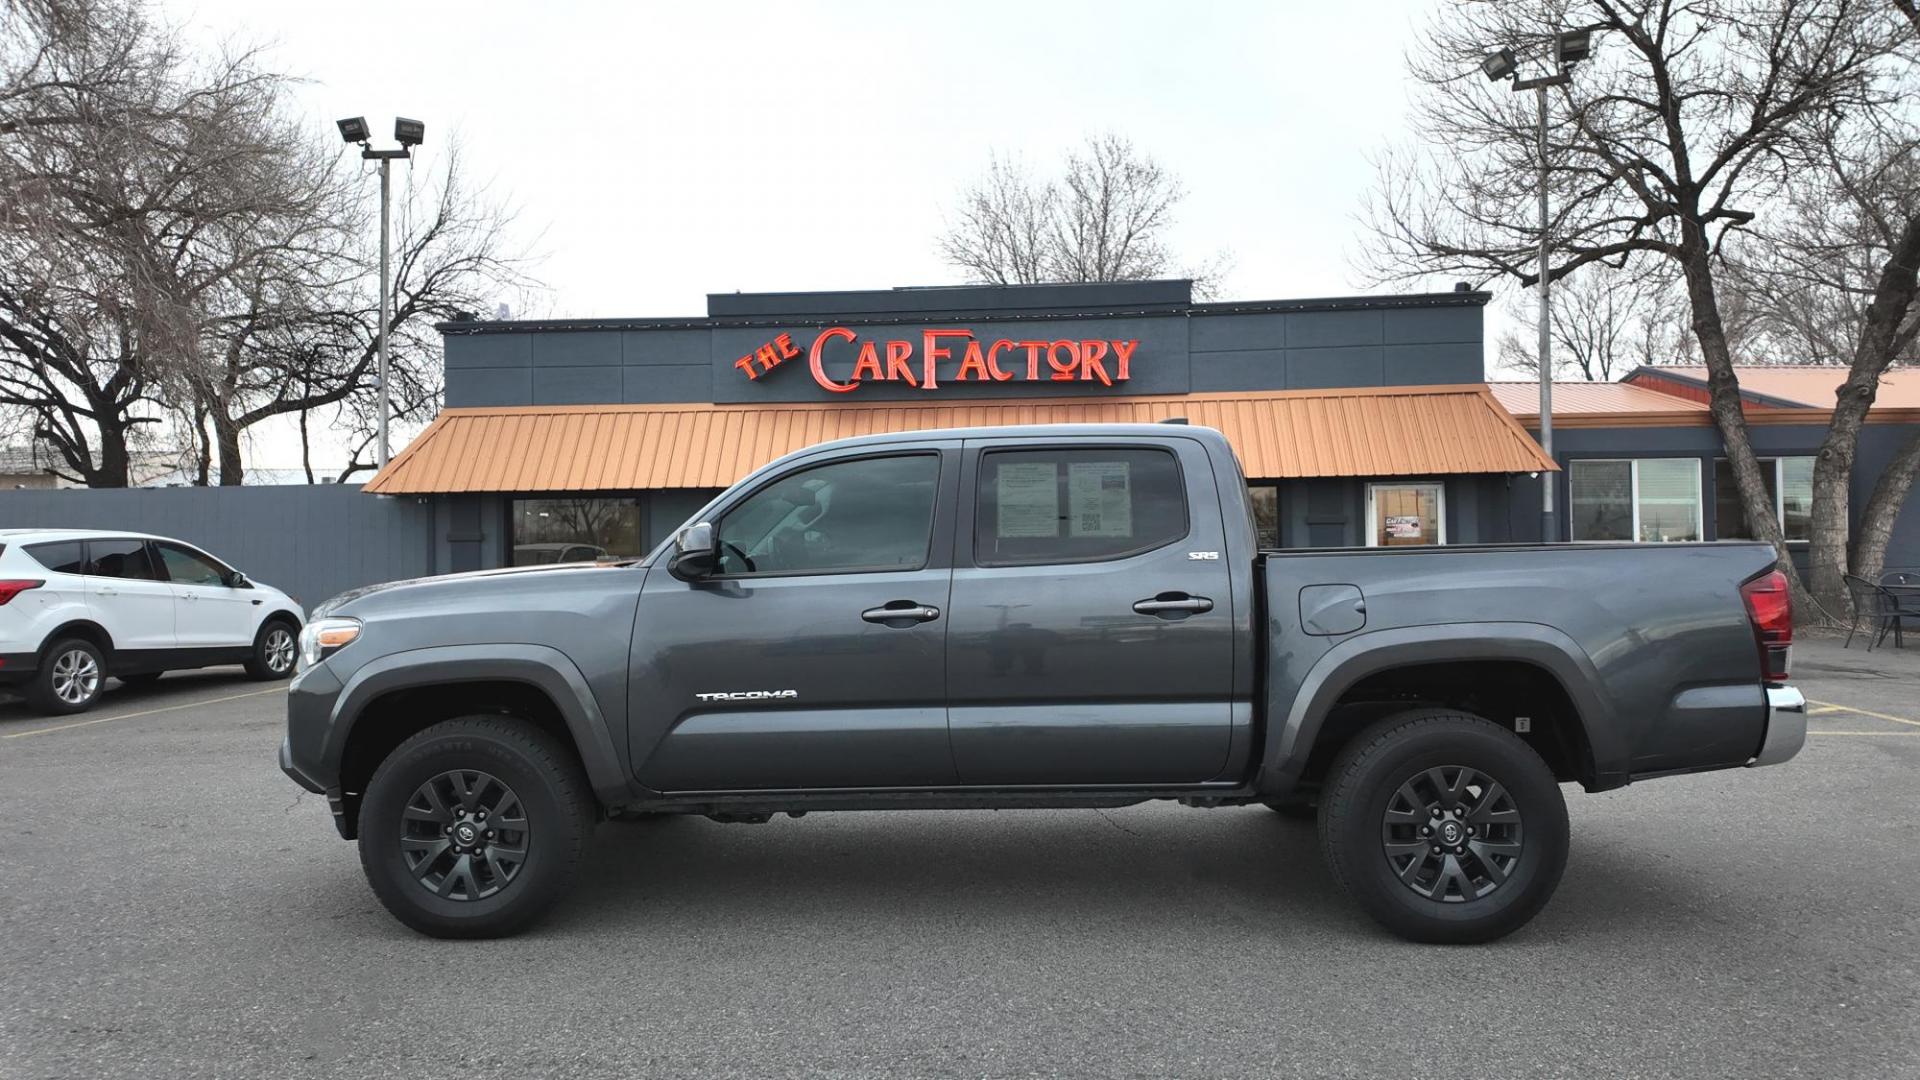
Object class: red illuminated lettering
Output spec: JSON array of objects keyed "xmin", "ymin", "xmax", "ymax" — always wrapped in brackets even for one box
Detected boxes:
[
  {"xmin": 809, "ymin": 326, "xmax": 859, "ymax": 393},
  {"xmin": 1018, "ymin": 341, "xmax": 1047, "ymax": 380},
  {"xmin": 774, "ymin": 332, "xmax": 799, "ymax": 361},
  {"xmin": 884, "ymin": 340, "xmax": 917, "ymax": 386},
  {"xmin": 956, "ymin": 339, "xmax": 989, "ymax": 381},
  {"xmin": 922, "ymin": 330, "xmax": 969, "ymax": 390},
  {"xmin": 851, "ymin": 340, "xmax": 884, "ymax": 382},
  {"xmin": 1078, "ymin": 340, "xmax": 1112, "ymax": 385},
  {"xmin": 986, "ymin": 340, "xmax": 1016, "ymax": 381},
  {"xmin": 734, "ymin": 355, "xmax": 759, "ymax": 380},
  {"xmin": 1047, "ymin": 340, "xmax": 1080, "ymax": 381},
  {"xmin": 1113, "ymin": 339, "xmax": 1137, "ymax": 381}
]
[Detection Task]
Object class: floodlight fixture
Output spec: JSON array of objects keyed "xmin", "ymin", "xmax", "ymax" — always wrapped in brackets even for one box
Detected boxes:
[
  {"xmin": 394, "ymin": 117, "xmax": 425, "ymax": 148},
  {"xmin": 1481, "ymin": 48, "xmax": 1518, "ymax": 81},
  {"xmin": 336, "ymin": 116, "xmax": 370, "ymax": 144}
]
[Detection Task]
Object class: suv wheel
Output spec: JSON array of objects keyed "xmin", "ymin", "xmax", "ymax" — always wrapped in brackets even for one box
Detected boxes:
[
  {"xmin": 26, "ymin": 637, "xmax": 106, "ymax": 715},
  {"xmin": 1318, "ymin": 709, "xmax": 1569, "ymax": 944},
  {"xmin": 358, "ymin": 716, "xmax": 595, "ymax": 938},
  {"xmin": 243, "ymin": 619, "xmax": 297, "ymax": 680}
]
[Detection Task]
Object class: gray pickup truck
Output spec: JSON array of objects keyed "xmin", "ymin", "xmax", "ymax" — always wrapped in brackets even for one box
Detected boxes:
[{"xmin": 281, "ymin": 423, "xmax": 1805, "ymax": 943}]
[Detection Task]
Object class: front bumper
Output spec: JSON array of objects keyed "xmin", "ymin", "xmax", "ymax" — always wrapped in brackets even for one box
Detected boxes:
[{"xmin": 1748, "ymin": 685, "xmax": 1807, "ymax": 768}]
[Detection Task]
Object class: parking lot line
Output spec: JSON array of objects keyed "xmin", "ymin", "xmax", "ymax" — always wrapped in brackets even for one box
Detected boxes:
[
  {"xmin": 0, "ymin": 687, "xmax": 285, "ymax": 740},
  {"xmin": 1809, "ymin": 730, "xmax": 1920, "ymax": 737},
  {"xmin": 1806, "ymin": 700, "xmax": 1920, "ymax": 729}
]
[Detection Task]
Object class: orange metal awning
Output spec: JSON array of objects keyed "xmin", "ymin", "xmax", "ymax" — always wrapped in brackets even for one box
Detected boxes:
[{"xmin": 363, "ymin": 385, "xmax": 1557, "ymax": 495}]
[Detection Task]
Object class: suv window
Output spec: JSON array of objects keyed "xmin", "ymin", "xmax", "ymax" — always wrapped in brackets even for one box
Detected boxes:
[
  {"xmin": 716, "ymin": 454, "xmax": 939, "ymax": 576},
  {"xmin": 85, "ymin": 539, "xmax": 161, "ymax": 581},
  {"xmin": 974, "ymin": 447, "xmax": 1188, "ymax": 566},
  {"xmin": 155, "ymin": 541, "xmax": 229, "ymax": 586},
  {"xmin": 24, "ymin": 540, "xmax": 85, "ymax": 574}
]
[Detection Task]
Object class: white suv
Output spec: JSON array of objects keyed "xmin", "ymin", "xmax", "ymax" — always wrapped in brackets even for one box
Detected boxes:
[{"xmin": 0, "ymin": 529, "xmax": 304, "ymax": 714}]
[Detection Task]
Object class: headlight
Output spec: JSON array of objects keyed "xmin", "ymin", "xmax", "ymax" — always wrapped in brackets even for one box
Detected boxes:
[{"xmin": 297, "ymin": 617, "xmax": 362, "ymax": 670}]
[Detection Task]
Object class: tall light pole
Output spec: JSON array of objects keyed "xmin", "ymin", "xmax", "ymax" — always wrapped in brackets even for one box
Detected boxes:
[
  {"xmin": 336, "ymin": 116, "xmax": 425, "ymax": 469},
  {"xmin": 1481, "ymin": 29, "xmax": 1592, "ymax": 542}
]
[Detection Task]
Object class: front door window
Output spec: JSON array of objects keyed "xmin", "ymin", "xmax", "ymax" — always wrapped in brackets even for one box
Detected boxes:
[{"xmin": 1369, "ymin": 483, "xmax": 1445, "ymax": 547}]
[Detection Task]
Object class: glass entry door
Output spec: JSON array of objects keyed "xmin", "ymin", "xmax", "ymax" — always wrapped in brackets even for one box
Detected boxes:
[{"xmin": 1368, "ymin": 483, "xmax": 1444, "ymax": 547}]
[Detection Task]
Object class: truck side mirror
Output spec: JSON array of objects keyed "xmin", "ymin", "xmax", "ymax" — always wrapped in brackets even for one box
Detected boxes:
[{"xmin": 666, "ymin": 521, "xmax": 718, "ymax": 582}]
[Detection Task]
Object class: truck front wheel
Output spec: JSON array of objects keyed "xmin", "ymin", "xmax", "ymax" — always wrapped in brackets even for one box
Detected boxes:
[
  {"xmin": 1318, "ymin": 710, "xmax": 1568, "ymax": 944},
  {"xmin": 357, "ymin": 716, "xmax": 595, "ymax": 938}
]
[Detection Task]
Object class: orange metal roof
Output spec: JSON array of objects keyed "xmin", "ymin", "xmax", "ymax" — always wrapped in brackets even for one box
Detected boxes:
[
  {"xmin": 1489, "ymin": 381, "xmax": 1710, "ymax": 417},
  {"xmin": 1635, "ymin": 365, "xmax": 1920, "ymax": 409},
  {"xmin": 364, "ymin": 385, "xmax": 1557, "ymax": 494}
]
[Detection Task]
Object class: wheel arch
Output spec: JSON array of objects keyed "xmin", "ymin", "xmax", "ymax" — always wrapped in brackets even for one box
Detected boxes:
[
  {"xmin": 1262, "ymin": 623, "xmax": 1628, "ymax": 797},
  {"xmin": 38, "ymin": 619, "xmax": 115, "ymax": 661},
  {"xmin": 325, "ymin": 645, "xmax": 636, "ymax": 839}
]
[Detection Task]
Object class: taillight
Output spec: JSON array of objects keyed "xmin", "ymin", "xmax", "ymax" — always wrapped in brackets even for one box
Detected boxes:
[
  {"xmin": 1740, "ymin": 570, "xmax": 1792, "ymax": 682},
  {"xmin": 0, "ymin": 579, "xmax": 43, "ymax": 606}
]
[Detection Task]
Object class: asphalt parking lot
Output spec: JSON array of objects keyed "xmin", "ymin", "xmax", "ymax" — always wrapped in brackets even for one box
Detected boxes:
[{"xmin": 2, "ymin": 639, "xmax": 1916, "ymax": 1080}]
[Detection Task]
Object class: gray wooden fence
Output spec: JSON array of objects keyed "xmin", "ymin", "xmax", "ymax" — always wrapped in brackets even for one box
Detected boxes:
[{"xmin": 0, "ymin": 485, "xmax": 435, "ymax": 612}]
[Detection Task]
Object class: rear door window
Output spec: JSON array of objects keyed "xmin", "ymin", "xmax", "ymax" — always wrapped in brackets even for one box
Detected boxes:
[
  {"xmin": 84, "ymin": 539, "xmax": 162, "ymax": 580},
  {"xmin": 24, "ymin": 540, "xmax": 86, "ymax": 574},
  {"xmin": 973, "ymin": 447, "xmax": 1188, "ymax": 566}
]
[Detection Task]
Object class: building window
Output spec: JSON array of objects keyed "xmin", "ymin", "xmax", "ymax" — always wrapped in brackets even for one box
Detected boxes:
[
  {"xmin": 1248, "ymin": 484, "xmax": 1280, "ymax": 548},
  {"xmin": 1568, "ymin": 458, "xmax": 1701, "ymax": 542},
  {"xmin": 512, "ymin": 497, "xmax": 644, "ymax": 565},
  {"xmin": 1714, "ymin": 457, "xmax": 1813, "ymax": 542},
  {"xmin": 1366, "ymin": 482, "xmax": 1444, "ymax": 547}
]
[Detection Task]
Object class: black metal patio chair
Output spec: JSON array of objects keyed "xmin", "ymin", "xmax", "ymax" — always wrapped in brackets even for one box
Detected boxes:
[
  {"xmin": 1882, "ymin": 570, "xmax": 1920, "ymax": 648},
  {"xmin": 1844, "ymin": 574, "xmax": 1901, "ymax": 650}
]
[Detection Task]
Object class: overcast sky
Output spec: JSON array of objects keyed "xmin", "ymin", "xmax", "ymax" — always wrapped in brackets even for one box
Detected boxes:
[{"xmin": 161, "ymin": 0, "xmax": 1494, "ymax": 469}]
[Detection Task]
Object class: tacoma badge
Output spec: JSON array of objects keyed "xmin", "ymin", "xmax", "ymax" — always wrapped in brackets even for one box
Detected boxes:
[{"xmin": 694, "ymin": 689, "xmax": 800, "ymax": 702}]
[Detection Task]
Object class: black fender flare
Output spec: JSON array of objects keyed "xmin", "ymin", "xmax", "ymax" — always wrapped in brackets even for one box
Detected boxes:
[
  {"xmin": 321, "ymin": 643, "xmax": 638, "ymax": 806},
  {"xmin": 1260, "ymin": 622, "xmax": 1628, "ymax": 795}
]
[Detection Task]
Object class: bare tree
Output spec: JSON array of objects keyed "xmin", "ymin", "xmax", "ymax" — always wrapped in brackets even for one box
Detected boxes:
[
  {"xmin": 940, "ymin": 133, "xmax": 1229, "ymax": 297},
  {"xmin": 188, "ymin": 144, "xmax": 527, "ymax": 484},
  {"xmin": 0, "ymin": 0, "xmax": 301, "ymax": 484},
  {"xmin": 1495, "ymin": 265, "xmax": 1687, "ymax": 379},
  {"xmin": 1362, "ymin": 0, "xmax": 1910, "ymax": 611}
]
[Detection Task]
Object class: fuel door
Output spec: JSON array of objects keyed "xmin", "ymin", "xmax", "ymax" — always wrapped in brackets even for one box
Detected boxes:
[{"xmin": 1299, "ymin": 583, "xmax": 1366, "ymax": 637}]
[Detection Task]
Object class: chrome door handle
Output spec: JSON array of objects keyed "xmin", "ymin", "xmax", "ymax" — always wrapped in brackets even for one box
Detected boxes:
[
  {"xmin": 1133, "ymin": 594, "xmax": 1214, "ymax": 616},
  {"xmin": 862, "ymin": 602, "xmax": 941, "ymax": 625}
]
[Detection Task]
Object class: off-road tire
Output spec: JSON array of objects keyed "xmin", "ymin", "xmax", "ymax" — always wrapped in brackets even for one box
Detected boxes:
[
  {"xmin": 243, "ymin": 618, "xmax": 298, "ymax": 680},
  {"xmin": 358, "ymin": 716, "xmax": 595, "ymax": 939},
  {"xmin": 25, "ymin": 637, "xmax": 105, "ymax": 715},
  {"xmin": 1318, "ymin": 709, "xmax": 1568, "ymax": 944}
]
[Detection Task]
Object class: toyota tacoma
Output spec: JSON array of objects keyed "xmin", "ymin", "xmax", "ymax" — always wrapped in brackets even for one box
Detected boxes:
[{"xmin": 280, "ymin": 423, "xmax": 1805, "ymax": 943}]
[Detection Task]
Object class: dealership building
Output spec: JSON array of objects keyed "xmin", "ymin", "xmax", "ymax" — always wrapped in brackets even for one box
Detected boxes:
[{"xmin": 363, "ymin": 279, "xmax": 1920, "ymax": 576}]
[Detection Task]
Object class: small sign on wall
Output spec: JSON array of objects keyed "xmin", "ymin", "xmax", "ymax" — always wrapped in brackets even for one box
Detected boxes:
[{"xmin": 1384, "ymin": 515, "xmax": 1423, "ymax": 540}]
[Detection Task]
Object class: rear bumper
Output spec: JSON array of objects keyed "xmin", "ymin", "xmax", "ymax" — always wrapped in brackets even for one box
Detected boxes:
[
  {"xmin": 1748, "ymin": 685, "xmax": 1806, "ymax": 768},
  {"xmin": 0, "ymin": 651, "xmax": 36, "ymax": 685}
]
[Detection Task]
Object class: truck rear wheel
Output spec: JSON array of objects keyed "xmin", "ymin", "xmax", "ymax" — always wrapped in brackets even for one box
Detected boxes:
[
  {"xmin": 358, "ymin": 716, "xmax": 595, "ymax": 938},
  {"xmin": 1318, "ymin": 709, "xmax": 1568, "ymax": 944}
]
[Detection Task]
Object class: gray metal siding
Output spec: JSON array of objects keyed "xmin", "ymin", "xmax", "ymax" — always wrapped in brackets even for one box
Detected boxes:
[
  {"xmin": 0, "ymin": 485, "xmax": 434, "ymax": 611},
  {"xmin": 443, "ymin": 294, "xmax": 1490, "ymax": 409}
]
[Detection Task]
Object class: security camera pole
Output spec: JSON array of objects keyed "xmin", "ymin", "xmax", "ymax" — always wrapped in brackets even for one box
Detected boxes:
[
  {"xmin": 335, "ymin": 117, "xmax": 425, "ymax": 469},
  {"xmin": 1480, "ymin": 30, "xmax": 1591, "ymax": 542}
]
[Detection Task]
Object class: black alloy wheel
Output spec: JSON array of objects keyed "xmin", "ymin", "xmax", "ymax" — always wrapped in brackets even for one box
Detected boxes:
[
  {"xmin": 1318, "ymin": 709, "xmax": 1568, "ymax": 944},
  {"xmin": 358, "ymin": 715, "xmax": 594, "ymax": 938},
  {"xmin": 1379, "ymin": 765, "xmax": 1523, "ymax": 903},
  {"xmin": 401, "ymin": 769, "xmax": 532, "ymax": 901}
]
